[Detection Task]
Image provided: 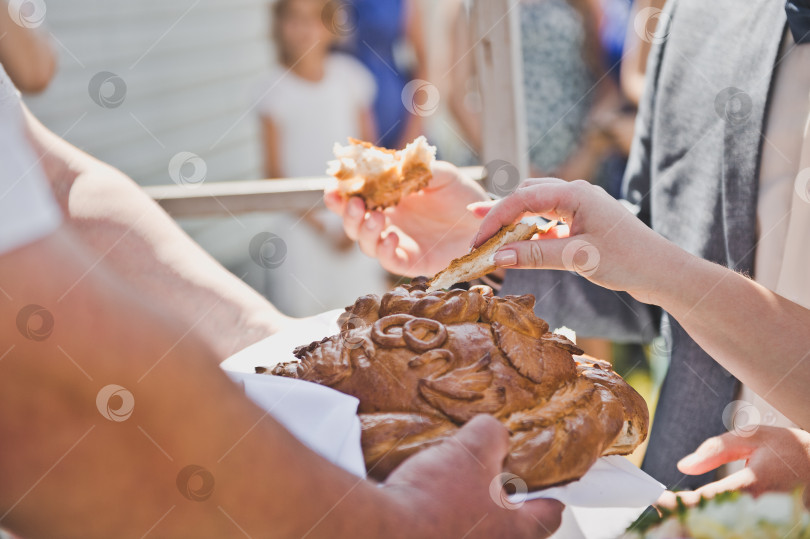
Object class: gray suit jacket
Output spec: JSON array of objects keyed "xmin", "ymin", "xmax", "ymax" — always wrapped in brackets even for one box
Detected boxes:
[{"xmin": 502, "ymin": 0, "xmax": 788, "ymax": 489}]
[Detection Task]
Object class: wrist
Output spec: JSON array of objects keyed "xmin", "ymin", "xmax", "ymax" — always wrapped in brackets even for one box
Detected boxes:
[
  {"xmin": 375, "ymin": 485, "xmax": 437, "ymax": 539},
  {"xmin": 628, "ymin": 234, "xmax": 693, "ymax": 308}
]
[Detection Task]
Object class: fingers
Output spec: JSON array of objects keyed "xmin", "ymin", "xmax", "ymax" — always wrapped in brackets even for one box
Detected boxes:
[
  {"xmin": 472, "ymin": 182, "xmax": 579, "ymax": 248},
  {"xmin": 655, "ymin": 490, "xmax": 679, "ymax": 510},
  {"xmin": 671, "ymin": 468, "xmax": 758, "ymax": 507},
  {"xmin": 519, "ymin": 498, "xmax": 564, "ymax": 537},
  {"xmin": 375, "ymin": 230, "xmax": 413, "ymax": 276},
  {"xmin": 449, "ymin": 415, "xmax": 510, "ymax": 473},
  {"xmin": 337, "ymin": 197, "xmax": 367, "ymax": 241},
  {"xmin": 692, "ymin": 468, "xmax": 757, "ymax": 500},
  {"xmin": 492, "ymin": 238, "xmax": 572, "ymax": 270},
  {"xmin": 677, "ymin": 433, "xmax": 757, "ymax": 476},
  {"xmin": 520, "ymin": 177, "xmax": 567, "ymax": 188},
  {"xmin": 324, "ymin": 194, "xmax": 411, "ymax": 273},
  {"xmin": 466, "ymin": 200, "xmax": 498, "ymax": 219},
  {"xmin": 465, "ymin": 179, "xmax": 564, "ymax": 220},
  {"xmin": 658, "ymin": 469, "xmax": 757, "ymax": 509},
  {"xmin": 357, "ymin": 210, "xmax": 386, "ymax": 256},
  {"xmin": 323, "ymin": 187, "xmax": 346, "ymax": 215},
  {"xmin": 539, "ymin": 224, "xmax": 570, "ymax": 240}
]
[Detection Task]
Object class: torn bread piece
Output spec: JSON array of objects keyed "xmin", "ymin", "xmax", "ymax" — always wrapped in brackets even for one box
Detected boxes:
[
  {"xmin": 327, "ymin": 136, "xmax": 437, "ymax": 210},
  {"xmin": 427, "ymin": 216, "xmax": 556, "ymax": 292}
]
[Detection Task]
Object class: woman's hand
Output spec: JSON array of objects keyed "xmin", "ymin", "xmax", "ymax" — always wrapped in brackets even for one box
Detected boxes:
[
  {"xmin": 657, "ymin": 427, "xmax": 810, "ymax": 509},
  {"xmin": 324, "ymin": 161, "xmax": 489, "ymax": 277},
  {"xmin": 472, "ymin": 178, "xmax": 681, "ymax": 304}
]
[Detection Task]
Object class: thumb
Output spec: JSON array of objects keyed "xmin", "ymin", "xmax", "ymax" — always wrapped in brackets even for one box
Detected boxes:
[
  {"xmin": 449, "ymin": 415, "xmax": 510, "ymax": 474},
  {"xmin": 493, "ymin": 237, "xmax": 602, "ymax": 278},
  {"xmin": 518, "ymin": 498, "xmax": 564, "ymax": 537},
  {"xmin": 324, "ymin": 187, "xmax": 346, "ymax": 214},
  {"xmin": 677, "ymin": 433, "xmax": 757, "ymax": 475}
]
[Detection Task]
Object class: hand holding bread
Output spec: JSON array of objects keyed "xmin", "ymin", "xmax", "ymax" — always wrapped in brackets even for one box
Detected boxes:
[
  {"xmin": 473, "ymin": 178, "xmax": 674, "ymax": 304},
  {"xmin": 325, "ymin": 139, "xmax": 488, "ymax": 276}
]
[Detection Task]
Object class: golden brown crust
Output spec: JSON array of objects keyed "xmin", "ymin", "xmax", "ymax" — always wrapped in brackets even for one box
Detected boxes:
[
  {"xmin": 575, "ymin": 355, "xmax": 650, "ymax": 455},
  {"xmin": 504, "ymin": 377, "xmax": 625, "ymax": 488},
  {"xmin": 360, "ymin": 412, "xmax": 457, "ymax": 480},
  {"xmin": 341, "ymin": 167, "xmax": 404, "ymax": 210},
  {"xmin": 428, "ymin": 219, "xmax": 556, "ymax": 292},
  {"xmin": 261, "ymin": 280, "xmax": 648, "ymax": 490}
]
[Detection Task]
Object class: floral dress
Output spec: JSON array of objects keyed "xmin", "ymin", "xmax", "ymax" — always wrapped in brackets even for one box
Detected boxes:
[{"xmin": 520, "ymin": 0, "xmax": 596, "ymax": 173}]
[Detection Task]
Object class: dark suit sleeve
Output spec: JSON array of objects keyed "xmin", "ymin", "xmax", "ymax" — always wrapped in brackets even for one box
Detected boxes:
[{"xmin": 499, "ymin": 3, "xmax": 677, "ymax": 343}]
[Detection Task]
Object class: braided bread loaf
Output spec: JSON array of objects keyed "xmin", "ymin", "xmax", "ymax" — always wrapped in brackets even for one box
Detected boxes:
[{"xmin": 263, "ymin": 277, "xmax": 648, "ymax": 490}]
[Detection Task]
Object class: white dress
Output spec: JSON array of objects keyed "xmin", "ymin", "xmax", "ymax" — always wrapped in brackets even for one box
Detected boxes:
[
  {"xmin": 0, "ymin": 62, "xmax": 62, "ymax": 254},
  {"xmin": 251, "ymin": 54, "xmax": 389, "ymax": 317}
]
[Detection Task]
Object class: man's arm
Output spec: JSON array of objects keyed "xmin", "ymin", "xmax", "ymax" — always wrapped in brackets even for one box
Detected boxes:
[
  {"xmin": 0, "ymin": 228, "xmax": 562, "ymax": 538},
  {"xmin": 25, "ymin": 107, "xmax": 290, "ymax": 361}
]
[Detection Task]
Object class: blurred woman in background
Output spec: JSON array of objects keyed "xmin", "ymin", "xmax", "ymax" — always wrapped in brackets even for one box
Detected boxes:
[
  {"xmin": 338, "ymin": 0, "xmax": 428, "ymax": 148},
  {"xmin": 447, "ymin": 0, "xmax": 624, "ymax": 183}
]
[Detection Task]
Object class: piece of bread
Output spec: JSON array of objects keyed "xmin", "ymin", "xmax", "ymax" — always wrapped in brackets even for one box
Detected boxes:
[
  {"xmin": 427, "ymin": 217, "xmax": 556, "ymax": 292},
  {"xmin": 327, "ymin": 136, "xmax": 436, "ymax": 210},
  {"xmin": 259, "ymin": 278, "xmax": 649, "ymax": 491}
]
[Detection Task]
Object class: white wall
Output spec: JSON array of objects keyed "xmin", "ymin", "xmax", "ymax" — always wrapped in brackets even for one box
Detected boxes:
[{"xmin": 25, "ymin": 0, "xmax": 274, "ymax": 186}]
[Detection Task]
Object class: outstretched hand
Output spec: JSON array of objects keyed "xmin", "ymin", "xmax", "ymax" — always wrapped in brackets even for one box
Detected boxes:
[
  {"xmin": 657, "ymin": 426, "xmax": 810, "ymax": 510},
  {"xmin": 324, "ymin": 161, "xmax": 489, "ymax": 277}
]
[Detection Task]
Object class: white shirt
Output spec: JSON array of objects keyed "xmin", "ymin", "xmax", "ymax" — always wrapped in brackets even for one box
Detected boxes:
[
  {"xmin": 728, "ymin": 31, "xmax": 810, "ymax": 440},
  {"xmin": 256, "ymin": 53, "xmax": 376, "ymax": 178},
  {"xmin": 754, "ymin": 30, "xmax": 810, "ymax": 302},
  {"xmin": 0, "ymin": 64, "xmax": 61, "ymax": 254}
]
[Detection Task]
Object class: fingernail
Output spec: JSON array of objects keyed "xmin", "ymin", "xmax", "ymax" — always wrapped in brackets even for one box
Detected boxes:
[
  {"xmin": 494, "ymin": 250, "xmax": 517, "ymax": 267},
  {"xmin": 469, "ymin": 234, "xmax": 479, "ymax": 249},
  {"xmin": 677, "ymin": 453, "xmax": 697, "ymax": 468},
  {"xmin": 364, "ymin": 216, "xmax": 377, "ymax": 230}
]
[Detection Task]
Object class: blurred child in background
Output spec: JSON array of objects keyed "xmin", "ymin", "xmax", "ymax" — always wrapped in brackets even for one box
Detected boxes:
[
  {"xmin": 259, "ymin": 0, "xmax": 376, "ymax": 178},
  {"xmin": 254, "ymin": 0, "xmax": 387, "ymax": 317}
]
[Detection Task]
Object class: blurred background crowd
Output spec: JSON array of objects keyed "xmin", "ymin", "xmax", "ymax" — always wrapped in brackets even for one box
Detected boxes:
[{"xmin": 15, "ymin": 0, "xmax": 667, "ymax": 453}]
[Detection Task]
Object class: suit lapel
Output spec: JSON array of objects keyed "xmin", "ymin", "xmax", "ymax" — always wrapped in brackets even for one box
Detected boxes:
[{"xmin": 719, "ymin": 2, "xmax": 786, "ymax": 273}]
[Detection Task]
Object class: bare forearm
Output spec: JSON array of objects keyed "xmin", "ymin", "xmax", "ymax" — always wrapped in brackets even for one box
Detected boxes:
[
  {"xmin": 26, "ymin": 109, "xmax": 290, "ymax": 360},
  {"xmin": 649, "ymin": 246, "xmax": 810, "ymax": 428},
  {"xmin": 479, "ymin": 180, "xmax": 810, "ymax": 429},
  {"xmin": 0, "ymin": 231, "xmax": 412, "ymax": 538}
]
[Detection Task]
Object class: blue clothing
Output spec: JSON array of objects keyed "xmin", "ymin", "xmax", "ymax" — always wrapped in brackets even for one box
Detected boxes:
[
  {"xmin": 599, "ymin": 0, "xmax": 633, "ymax": 82},
  {"xmin": 341, "ymin": 0, "xmax": 410, "ymax": 148}
]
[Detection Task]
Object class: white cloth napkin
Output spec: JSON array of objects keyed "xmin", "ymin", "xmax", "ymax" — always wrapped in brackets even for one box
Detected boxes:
[
  {"xmin": 225, "ymin": 371, "xmax": 367, "ymax": 478},
  {"xmin": 221, "ymin": 311, "xmax": 664, "ymax": 539}
]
